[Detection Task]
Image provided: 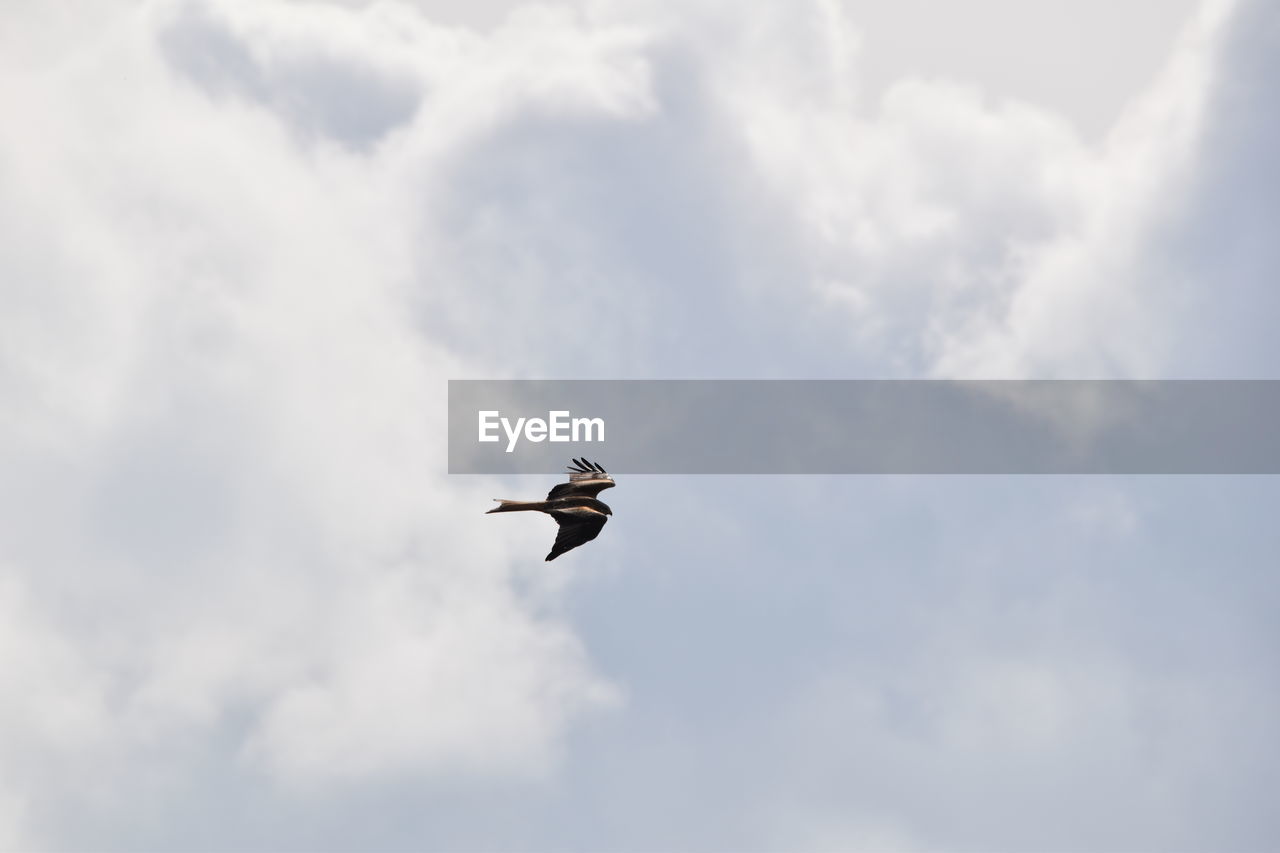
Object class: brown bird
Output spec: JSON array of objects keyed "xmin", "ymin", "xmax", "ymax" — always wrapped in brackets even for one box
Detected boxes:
[{"xmin": 486, "ymin": 458, "xmax": 616, "ymax": 561}]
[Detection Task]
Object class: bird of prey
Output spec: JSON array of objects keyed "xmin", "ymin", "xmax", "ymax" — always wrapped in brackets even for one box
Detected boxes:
[{"xmin": 486, "ymin": 458, "xmax": 615, "ymax": 561}]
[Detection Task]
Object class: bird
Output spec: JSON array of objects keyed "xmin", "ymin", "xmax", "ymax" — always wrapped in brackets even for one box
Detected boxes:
[{"xmin": 486, "ymin": 458, "xmax": 615, "ymax": 561}]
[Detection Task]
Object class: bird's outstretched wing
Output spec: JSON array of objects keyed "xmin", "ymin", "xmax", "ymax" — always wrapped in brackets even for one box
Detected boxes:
[
  {"xmin": 545, "ymin": 505, "xmax": 609, "ymax": 561},
  {"xmin": 546, "ymin": 457, "xmax": 615, "ymax": 500}
]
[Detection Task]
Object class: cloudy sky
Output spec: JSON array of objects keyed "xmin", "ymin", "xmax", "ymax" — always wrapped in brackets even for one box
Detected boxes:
[{"xmin": 2, "ymin": 0, "xmax": 1278, "ymax": 850}]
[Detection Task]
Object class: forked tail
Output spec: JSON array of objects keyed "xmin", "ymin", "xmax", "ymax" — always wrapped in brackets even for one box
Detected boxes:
[{"xmin": 486, "ymin": 499, "xmax": 551, "ymax": 514}]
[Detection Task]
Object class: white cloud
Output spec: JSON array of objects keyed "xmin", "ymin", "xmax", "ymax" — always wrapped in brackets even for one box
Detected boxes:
[
  {"xmin": 1, "ymin": 0, "xmax": 629, "ymax": 840},
  {"xmin": 931, "ymin": 0, "xmax": 1237, "ymax": 378},
  {"xmin": 689, "ymin": 0, "xmax": 1252, "ymax": 378}
]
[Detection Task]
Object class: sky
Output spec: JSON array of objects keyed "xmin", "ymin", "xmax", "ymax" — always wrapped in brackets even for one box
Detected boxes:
[{"xmin": 1, "ymin": 0, "xmax": 1278, "ymax": 850}]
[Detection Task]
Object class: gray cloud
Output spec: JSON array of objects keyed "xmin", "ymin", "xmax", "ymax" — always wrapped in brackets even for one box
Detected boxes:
[{"xmin": 159, "ymin": 1, "xmax": 424, "ymax": 149}]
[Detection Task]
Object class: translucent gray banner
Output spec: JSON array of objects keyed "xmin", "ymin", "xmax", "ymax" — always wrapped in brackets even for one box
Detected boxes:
[{"xmin": 448, "ymin": 380, "xmax": 1280, "ymax": 474}]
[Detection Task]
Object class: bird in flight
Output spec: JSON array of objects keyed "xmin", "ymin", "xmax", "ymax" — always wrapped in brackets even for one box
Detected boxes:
[{"xmin": 486, "ymin": 458, "xmax": 615, "ymax": 561}]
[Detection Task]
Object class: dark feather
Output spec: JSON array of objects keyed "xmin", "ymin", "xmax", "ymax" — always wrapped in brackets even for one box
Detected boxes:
[
  {"xmin": 545, "ymin": 506, "xmax": 609, "ymax": 561},
  {"xmin": 545, "ymin": 458, "xmax": 615, "ymax": 500}
]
